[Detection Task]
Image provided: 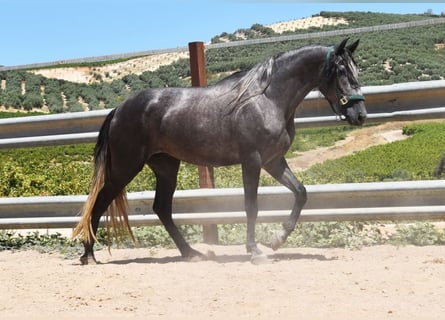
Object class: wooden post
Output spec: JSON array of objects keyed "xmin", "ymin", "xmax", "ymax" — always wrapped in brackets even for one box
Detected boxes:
[{"xmin": 188, "ymin": 41, "xmax": 219, "ymax": 244}]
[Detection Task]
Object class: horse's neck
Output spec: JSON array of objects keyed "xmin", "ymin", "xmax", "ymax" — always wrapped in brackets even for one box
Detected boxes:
[{"xmin": 268, "ymin": 47, "xmax": 327, "ymax": 117}]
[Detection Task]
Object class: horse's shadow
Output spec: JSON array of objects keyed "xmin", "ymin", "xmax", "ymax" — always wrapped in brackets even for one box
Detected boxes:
[{"xmin": 105, "ymin": 251, "xmax": 335, "ymax": 265}]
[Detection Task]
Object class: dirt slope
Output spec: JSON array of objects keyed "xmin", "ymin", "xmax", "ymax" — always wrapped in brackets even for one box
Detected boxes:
[{"xmin": 288, "ymin": 122, "xmax": 410, "ymax": 172}]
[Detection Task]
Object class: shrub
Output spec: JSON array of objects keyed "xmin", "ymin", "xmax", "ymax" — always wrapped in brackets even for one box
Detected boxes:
[{"xmin": 22, "ymin": 92, "xmax": 44, "ymax": 110}]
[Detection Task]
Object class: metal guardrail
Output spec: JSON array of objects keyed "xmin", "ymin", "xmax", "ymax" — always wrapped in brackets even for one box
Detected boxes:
[
  {"xmin": 1, "ymin": 80, "xmax": 445, "ymax": 149},
  {"xmin": 1, "ymin": 180, "xmax": 444, "ymax": 229},
  {"xmin": 296, "ymin": 80, "xmax": 445, "ymax": 117}
]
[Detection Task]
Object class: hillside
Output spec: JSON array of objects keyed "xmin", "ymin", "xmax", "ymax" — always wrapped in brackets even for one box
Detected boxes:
[
  {"xmin": 31, "ymin": 52, "xmax": 189, "ymax": 84},
  {"xmin": 0, "ymin": 11, "xmax": 444, "ymax": 114},
  {"xmin": 29, "ymin": 15, "xmax": 349, "ymax": 85}
]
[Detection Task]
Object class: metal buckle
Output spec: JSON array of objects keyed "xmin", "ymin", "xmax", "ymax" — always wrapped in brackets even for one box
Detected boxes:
[{"xmin": 340, "ymin": 96, "xmax": 349, "ymax": 106}]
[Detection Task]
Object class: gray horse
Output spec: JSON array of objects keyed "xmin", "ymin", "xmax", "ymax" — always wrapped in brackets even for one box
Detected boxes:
[{"xmin": 73, "ymin": 38, "xmax": 366, "ymax": 264}]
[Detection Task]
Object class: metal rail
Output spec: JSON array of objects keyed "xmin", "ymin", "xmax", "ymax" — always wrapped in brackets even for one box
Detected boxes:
[
  {"xmin": 1, "ymin": 80, "xmax": 445, "ymax": 149},
  {"xmin": 1, "ymin": 180, "xmax": 444, "ymax": 229}
]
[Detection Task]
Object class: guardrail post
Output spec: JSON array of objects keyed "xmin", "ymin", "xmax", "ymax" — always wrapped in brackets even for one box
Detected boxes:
[{"xmin": 188, "ymin": 41, "xmax": 219, "ymax": 244}]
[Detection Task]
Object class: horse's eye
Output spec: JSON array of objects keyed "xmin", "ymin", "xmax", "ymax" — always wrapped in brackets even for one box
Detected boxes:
[{"xmin": 337, "ymin": 65, "xmax": 346, "ymax": 75}]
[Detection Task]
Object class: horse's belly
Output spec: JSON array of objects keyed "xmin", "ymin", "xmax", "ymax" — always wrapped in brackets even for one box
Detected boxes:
[
  {"xmin": 159, "ymin": 116, "xmax": 240, "ymax": 166},
  {"xmin": 166, "ymin": 142, "xmax": 240, "ymax": 167}
]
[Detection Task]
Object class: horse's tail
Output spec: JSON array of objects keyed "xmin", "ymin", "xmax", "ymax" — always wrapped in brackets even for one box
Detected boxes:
[{"xmin": 72, "ymin": 108, "xmax": 135, "ymax": 246}]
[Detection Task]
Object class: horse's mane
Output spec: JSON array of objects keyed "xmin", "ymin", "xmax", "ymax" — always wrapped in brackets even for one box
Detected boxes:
[
  {"xmin": 223, "ymin": 55, "xmax": 276, "ymax": 115},
  {"xmin": 221, "ymin": 43, "xmax": 360, "ymax": 115}
]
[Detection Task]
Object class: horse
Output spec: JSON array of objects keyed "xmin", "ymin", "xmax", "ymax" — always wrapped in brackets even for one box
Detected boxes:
[{"xmin": 72, "ymin": 38, "xmax": 366, "ymax": 264}]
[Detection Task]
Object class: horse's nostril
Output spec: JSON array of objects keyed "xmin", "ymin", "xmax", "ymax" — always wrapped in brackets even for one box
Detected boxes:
[{"xmin": 358, "ymin": 112, "xmax": 367, "ymax": 124}]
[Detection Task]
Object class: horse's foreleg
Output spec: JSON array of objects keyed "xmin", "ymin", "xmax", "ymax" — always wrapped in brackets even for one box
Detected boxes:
[
  {"xmin": 264, "ymin": 157, "xmax": 307, "ymax": 250},
  {"xmin": 241, "ymin": 156, "xmax": 268, "ymax": 264},
  {"xmin": 157, "ymin": 212, "xmax": 203, "ymax": 259}
]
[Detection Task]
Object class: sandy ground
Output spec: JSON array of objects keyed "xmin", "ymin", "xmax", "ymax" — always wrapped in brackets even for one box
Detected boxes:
[{"xmin": 1, "ymin": 244, "xmax": 444, "ymax": 320}]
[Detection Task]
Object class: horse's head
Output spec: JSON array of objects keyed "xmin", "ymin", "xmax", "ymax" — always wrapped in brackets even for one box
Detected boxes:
[{"xmin": 319, "ymin": 38, "xmax": 367, "ymax": 126}]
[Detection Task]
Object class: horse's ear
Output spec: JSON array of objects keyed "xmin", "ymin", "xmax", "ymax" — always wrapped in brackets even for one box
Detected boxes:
[
  {"xmin": 335, "ymin": 38, "xmax": 349, "ymax": 55},
  {"xmin": 347, "ymin": 39, "xmax": 360, "ymax": 54}
]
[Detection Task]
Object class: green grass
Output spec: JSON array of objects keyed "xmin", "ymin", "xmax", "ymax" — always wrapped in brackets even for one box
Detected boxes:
[
  {"xmin": 286, "ymin": 125, "xmax": 359, "ymax": 155},
  {"xmin": 0, "ymin": 111, "xmax": 46, "ymax": 119},
  {"xmin": 300, "ymin": 122, "xmax": 445, "ymax": 184},
  {"xmin": 3, "ymin": 219, "xmax": 445, "ymax": 257},
  {"xmin": 0, "ymin": 144, "xmax": 94, "ymax": 196}
]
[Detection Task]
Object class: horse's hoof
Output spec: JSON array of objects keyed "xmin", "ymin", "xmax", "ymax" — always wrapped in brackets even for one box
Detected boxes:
[
  {"xmin": 189, "ymin": 254, "xmax": 205, "ymax": 262},
  {"xmin": 185, "ymin": 248, "xmax": 206, "ymax": 262},
  {"xmin": 270, "ymin": 231, "xmax": 285, "ymax": 251},
  {"xmin": 80, "ymin": 254, "xmax": 97, "ymax": 265},
  {"xmin": 251, "ymin": 253, "xmax": 271, "ymax": 265},
  {"xmin": 205, "ymin": 250, "xmax": 216, "ymax": 261}
]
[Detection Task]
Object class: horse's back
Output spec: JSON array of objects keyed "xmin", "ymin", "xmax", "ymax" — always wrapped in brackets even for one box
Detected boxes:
[{"xmin": 108, "ymin": 86, "xmax": 239, "ymax": 165}]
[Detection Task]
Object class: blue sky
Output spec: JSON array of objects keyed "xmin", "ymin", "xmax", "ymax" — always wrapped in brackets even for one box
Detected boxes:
[{"xmin": 1, "ymin": 1, "xmax": 444, "ymax": 66}]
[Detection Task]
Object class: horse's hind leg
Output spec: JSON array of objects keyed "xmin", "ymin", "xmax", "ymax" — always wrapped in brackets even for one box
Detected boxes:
[
  {"xmin": 148, "ymin": 154, "xmax": 203, "ymax": 259},
  {"xmin": 81, "ymin": 154, "xmax": 145, "ymax": 264},
  {"xmin": 81, "ymin": 183, "xmax": 124, "ymax": 264},
  {"xmin": 263, "ymin": 157, "xmax": 307, "ymax": 250}
]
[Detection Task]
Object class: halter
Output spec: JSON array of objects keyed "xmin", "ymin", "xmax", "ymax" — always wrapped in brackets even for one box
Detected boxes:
[{"xmin": 324, "ymin": 46, "xmax": 365, "ymax": 120}]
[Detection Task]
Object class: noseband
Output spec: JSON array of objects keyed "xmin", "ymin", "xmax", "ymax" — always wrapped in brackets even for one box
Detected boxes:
[{"xmin": 324, "ymin": 46, "xmax": 365, "ymax": 120}]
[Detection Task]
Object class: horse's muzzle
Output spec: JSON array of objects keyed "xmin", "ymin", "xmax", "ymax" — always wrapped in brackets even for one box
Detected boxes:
[{"xmin": 346, "ymin": 102, "xmax": 367, "ymax": 126}]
